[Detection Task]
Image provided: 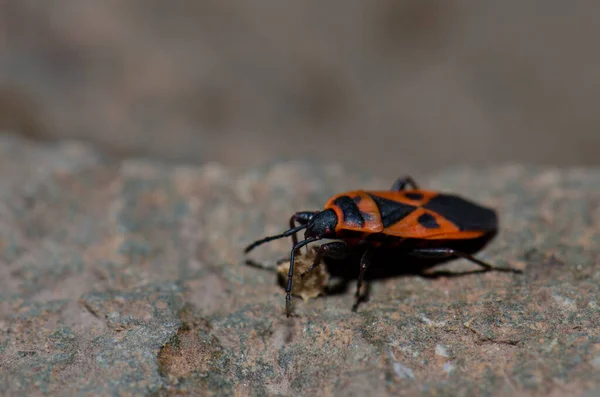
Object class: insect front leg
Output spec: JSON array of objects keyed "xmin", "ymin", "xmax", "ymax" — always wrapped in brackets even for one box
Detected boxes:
[
  {"xmin": 408, "ymin": 248, "xmax": 522, "ymax": 274},
  {"xmin": 352, "ymin": 247, "xmax": 375, "ymax": 312},
  {"xmin": 390, "ymin": 176, "xmax": 419, "ymax": 191},
  {"xmin": 299, "ymin": 241, "xmax": 348, "ymax": 278}
]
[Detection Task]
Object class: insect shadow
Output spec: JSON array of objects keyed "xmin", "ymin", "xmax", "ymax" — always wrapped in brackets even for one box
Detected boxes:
[{"xmin": 246, "ymin": 233, "xmax": 500, "ymax": 305}]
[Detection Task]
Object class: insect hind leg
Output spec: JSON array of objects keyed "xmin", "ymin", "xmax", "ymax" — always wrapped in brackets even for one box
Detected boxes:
[
  {"xmin": 390, "ymin": 176, "xmax": 419, "ymax": 191},
  {"xmin": 408, "ymin": 247, "xmax": 522, "ymax": 274}
]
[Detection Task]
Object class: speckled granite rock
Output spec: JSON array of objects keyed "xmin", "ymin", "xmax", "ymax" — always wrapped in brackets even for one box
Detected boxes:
[{"xmin": 0, "ymin": 134, "xmax": 599, "ymax": 397}]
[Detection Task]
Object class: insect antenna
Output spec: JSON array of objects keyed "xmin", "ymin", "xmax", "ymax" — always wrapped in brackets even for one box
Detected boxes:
[{"xmin": 244, "ymin": 224, "xmax": 308, "ymax": 253}]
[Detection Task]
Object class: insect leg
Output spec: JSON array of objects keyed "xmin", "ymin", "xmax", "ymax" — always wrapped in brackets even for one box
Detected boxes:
[
  {"xmin": 286, "ymin": 237, "xmax": 320, "ymax": 317},
  {"xmin": 408, "ymin": 248, "xmax": 523, "ymax": 274},
  {"xmin": 390, "ymin": 176, "xmax": 419, "ymax": 191},
  {"xmin": 352, "ymin": 247, "xmax": 375, "ymax": 312},
  {"xmin": 289, "ymin": 211, "xmax": 318, "ymax": 247},
  {"xmin": 299, "ymin": 241, "xmax": 348, "ymax": 278}
]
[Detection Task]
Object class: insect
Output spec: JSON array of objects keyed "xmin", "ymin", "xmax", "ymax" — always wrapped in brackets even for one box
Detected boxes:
[{"xmin": 244, "ymin": 176, "xmax": 522, "ymax": 317}]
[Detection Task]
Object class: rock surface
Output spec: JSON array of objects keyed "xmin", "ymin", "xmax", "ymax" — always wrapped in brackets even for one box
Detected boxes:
[{"xmin": 0, "ymin": 134, "xmax": 599, "ymax": 396}]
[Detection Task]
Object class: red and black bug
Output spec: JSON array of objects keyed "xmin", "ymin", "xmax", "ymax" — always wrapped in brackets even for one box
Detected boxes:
[{"xmin": 244, "ymin": 176, "xmax": 522, "ymax": 317}]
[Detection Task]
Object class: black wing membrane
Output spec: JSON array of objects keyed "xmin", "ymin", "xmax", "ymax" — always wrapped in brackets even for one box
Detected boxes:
[
  {"xmin": 366, "ymin": 193, "xmax": 418, "ymax": 229},
  {"xmin": 423, "ymin": 194, "xmax": 497, "ymax": 231}
]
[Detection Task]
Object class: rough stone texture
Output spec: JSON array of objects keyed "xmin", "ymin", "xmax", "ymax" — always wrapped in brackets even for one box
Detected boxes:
[{"xmin": 0, "ymin": 134, "xmax": 599, "ymax": 396}]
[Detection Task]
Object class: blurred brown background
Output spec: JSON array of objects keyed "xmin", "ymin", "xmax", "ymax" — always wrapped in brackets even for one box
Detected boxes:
[{"xmin": 1, "ymin": 0, "xmax": 599, "ymax": 179}]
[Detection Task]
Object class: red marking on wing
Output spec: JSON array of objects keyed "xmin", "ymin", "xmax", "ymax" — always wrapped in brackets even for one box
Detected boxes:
[
  {"xmin": 324, "ymin": 190, "xmax": 487, "ymax": 240},
  {"xmin": 382, "ymin": 208, "xmax": 481, "ymax": 239},
  {"xmin": 362, "ymin": 190, "xmax": 439, "ymax": 206}
]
